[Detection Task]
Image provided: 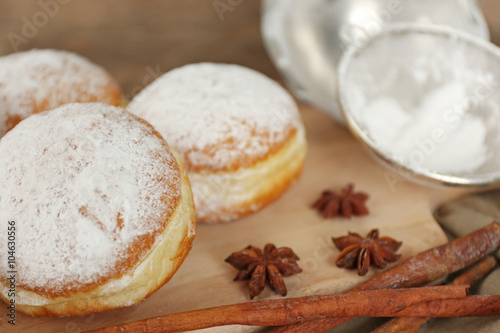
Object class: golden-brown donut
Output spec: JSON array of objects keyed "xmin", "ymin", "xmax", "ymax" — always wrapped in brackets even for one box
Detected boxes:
[
  {"xmin": 0, "ymin": 103, "xmax": 195, "ymax": 317},
  {"xmin": 128, "ymin": 63, "xmax": 307, "ymax": 223},
  {"xmin": 0, "ymin": 49, "xmax": 122, "ymax": 137}
]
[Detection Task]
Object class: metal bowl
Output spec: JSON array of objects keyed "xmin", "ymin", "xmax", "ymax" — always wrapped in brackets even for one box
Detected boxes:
[
  {"xmin": 261, "ymin": 0, "xmax": 489, "ymax": 124},
  {"xmin": 338, "ymin": 24, "xmax": 500, "ymax": 188}
]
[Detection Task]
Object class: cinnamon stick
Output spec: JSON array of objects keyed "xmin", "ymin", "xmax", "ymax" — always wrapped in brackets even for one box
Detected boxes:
[
  {"xmin": 85, "ymin": 286, "xmax": 467, "ymax": 333},
  {"xmin": 271, "ymin": 221, "xmax": 500, "ymax": 333},
  {"xmin": 391, "ymin": 295, "xmax": 500, "ymax": 317},
  {"xmin": 372, "ymin": 255, "xmax": 498, "ymax": 333}
]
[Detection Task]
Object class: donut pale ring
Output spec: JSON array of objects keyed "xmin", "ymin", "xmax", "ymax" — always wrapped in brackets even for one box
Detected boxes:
[
  {"xmin": 0, "ymin": 103, "xmax": 196, "ymax": 317},
  {"xmin": 128, "ymin": 63, "xmax": 307, "ymax": 223},
  {"xmin": 0, "ymin": 49, "xmax": 122, "ymax": 137}
]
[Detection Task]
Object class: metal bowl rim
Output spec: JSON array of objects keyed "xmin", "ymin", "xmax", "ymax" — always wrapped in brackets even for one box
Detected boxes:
[{"xmin": 337, "ymin": 23, "xmax": 500, "ymax": 189}]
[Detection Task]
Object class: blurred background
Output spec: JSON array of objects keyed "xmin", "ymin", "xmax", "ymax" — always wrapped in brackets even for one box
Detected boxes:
[
  {"xmin": 0, "ymin": 1, "xmax": 280, "ymax": 99},
  {"xmin": 0, "ymin": 0, "xmax": 498, "ymax": 101}
]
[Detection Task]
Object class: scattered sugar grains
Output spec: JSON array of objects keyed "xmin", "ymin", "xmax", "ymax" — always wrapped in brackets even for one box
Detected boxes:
[
  {"xmin": 0, "ymin": 49, "xmax": 118, "ymax": 137},
  {"xmin": 127, "ymin": 63, "xmax": 301, "ymax": 170},
  {"xmin": 0, "ymin": 103, "xmax": 181, "ymax": 295},
  {"xmin": 362, "ymin": 81, "xmax": 489, "ymax": 174}
]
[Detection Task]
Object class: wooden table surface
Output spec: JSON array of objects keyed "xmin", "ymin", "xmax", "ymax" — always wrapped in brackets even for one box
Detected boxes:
[{"xmin": 0, "ymin": 1, "xmax": 499, "ymax": 332}]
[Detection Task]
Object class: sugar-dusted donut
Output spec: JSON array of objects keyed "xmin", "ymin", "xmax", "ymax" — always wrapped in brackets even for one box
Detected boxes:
[
  {"xmin": 128, "ymin": 63, "xmax": 307, "ymax": 223},
  {"xmin": 0, "ymin": 103, "xmax": 195, "ymax": 316},
  {"xmin": 0, "ymin": 49, "xmax": 122, "ymax": 137}
]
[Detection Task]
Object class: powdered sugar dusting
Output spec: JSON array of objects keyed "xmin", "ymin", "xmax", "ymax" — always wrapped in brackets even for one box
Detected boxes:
[
  {"xmin": 0, "ymin": 49, "xmax": 120, "ymax": 137},
  {"xmin": 127, "ymin": 63, "xmax": 301, "ymax": 171},
  {"xmin": 0, "ymin": 103, "xmax": 181, "ymax": 296}
]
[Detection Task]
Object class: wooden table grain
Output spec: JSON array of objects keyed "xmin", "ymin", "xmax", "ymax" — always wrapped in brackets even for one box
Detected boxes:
[{"xmin": 0, "ymin": 1, "xmax": 499, "ymax": 332}]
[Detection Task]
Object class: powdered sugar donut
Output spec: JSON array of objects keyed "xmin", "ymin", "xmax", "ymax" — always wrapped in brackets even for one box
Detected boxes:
[
  {"xmin": 0, "ymin": 49, "xmax": 122, "ymax": 137},
  {"xmin": 0, "ymin": 103, "xmax": 195, "ymax": 317},
  {"xmin": 128, "ymin": 63, "xmax": 307, "ymax": 223}
]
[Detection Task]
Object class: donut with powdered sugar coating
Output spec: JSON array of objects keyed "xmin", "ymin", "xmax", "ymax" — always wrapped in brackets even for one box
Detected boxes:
[
  {"xmin": 128, "ymin": 63, "xmax": 307, "ymax": 223},
  {"xmin": 0, "ymin": 49, "xmax": 122, "ymax": 137},
  {"xmin": 0, "ymin": 103, "xmax": 195, "ymax": 316}
]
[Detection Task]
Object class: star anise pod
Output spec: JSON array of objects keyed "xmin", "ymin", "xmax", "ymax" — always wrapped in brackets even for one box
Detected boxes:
[
  {"xmin": 332, "ymin": 229, "xmax": 402, "ymax": 276},
  {"xmin": 312, "ymin": 183, "xmax": 369, "ymax": 219},
  {"xmin": 225, "ymin": 244, "xmax": 302, "ymax": 299}
]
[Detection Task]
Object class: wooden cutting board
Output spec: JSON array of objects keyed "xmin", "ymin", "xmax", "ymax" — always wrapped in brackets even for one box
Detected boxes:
[{"xmin": 4, "ymin": 104, "xmax": 450, "ymax": 332}]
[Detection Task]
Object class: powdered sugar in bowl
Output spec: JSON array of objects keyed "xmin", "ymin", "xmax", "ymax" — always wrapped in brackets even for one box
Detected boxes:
[{"xmin": 338, "ymin": 24, "xmax": 500, "ymax": 188}]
